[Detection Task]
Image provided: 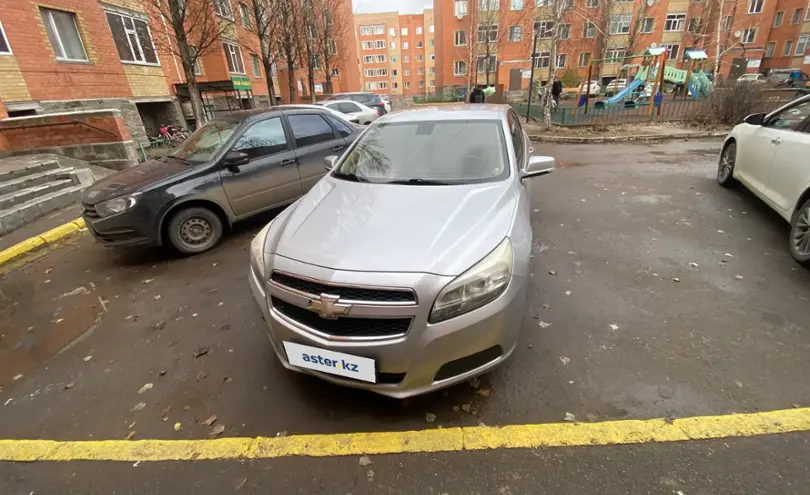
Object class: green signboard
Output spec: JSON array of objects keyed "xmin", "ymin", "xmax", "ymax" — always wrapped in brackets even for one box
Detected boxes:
[{"xmin": 231, "ymin": 76, "xmax": 251, "ymax": 90}]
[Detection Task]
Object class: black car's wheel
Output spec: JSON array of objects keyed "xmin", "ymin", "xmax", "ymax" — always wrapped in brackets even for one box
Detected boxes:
[
  {"xmin": 718, "ymin": 141, "xmax": 737, "ymax": 187},
  {"xmin": 167, "ymin": 207, "xmax": 223, "ymax": 255},
  {"xmin": 789, "ymin": 197, "xmax": 810, "ymax": 268}
]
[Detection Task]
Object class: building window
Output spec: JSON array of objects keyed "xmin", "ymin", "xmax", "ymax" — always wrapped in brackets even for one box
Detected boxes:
[
  {"xmin": 662, "ymin": 43, "xmax": 680, "ymax": 60},
  {"xmin": 389, "ymin": 27, "xmax": 396, "ymax": 37},
  {"xmin": 578, "ymin": 52, "xmax": 591, "ymax": 67},
  {"xmin": 193, "ymin": 59, "xmax": 203, "ymax": 75},
  {"xmin": 688, "ymin": 18, "xmax": 699, "ymax": 33},
  {"xmin": 417, "ymin": 40, "xmax": 423, "ymax": 48},
  {"xmin": 331, "ymin": 68, "xmax": 339, "ymax": 76},
  {"xmin": 328, "ymin": 39, "xmax": 336, "ymax": 55},
  {"xmin": 583, "ymin": 22, "xmax": 596, "ymax": 38},
  {"xmin": 401, "ymin": 27, "xmax": 408, "ymax": 35},
  {"xmin": 416, "ymin": 26, "xmax": 423, "ymax": 34},
  {"xmin": 363, "ymin": 55, "xmax": 373, "ymax": 63},
  {"xmin": 41, "ymin": 8, "xmax": 88, "ymax": 62},
  {"xmin": 454, "ymin": 30, "xmax": 467, "ymax": 46},
  {"xmin": 429, "ymin": 39, "xmax": 434, "ymax": 47},
  {"xmin": 723, "ymin": 16, "xmax": 732, "ymax": 30},
  {"xmin": 641, "ymin": 17, "xmax": 654, "ymax": 33},
  {"xmin": 476, "ymin": 54, "xmax": 497, "ymax": 72},
  {"xmin": 807, "ymin": 8, "xmax": 810, "ymax": 20},
  {"xmin": 765, "ymin": 41, "xmax": 775, "ymax": 57},
  {"xmin": 105, "ymin": 11, "xmax": 158, "ymax": 65},
  {"xmin": 429, "ymin": 66, "xmax": 435, "ymax": 74},
  {"xmin": 392, "ymin": 69, "xmax": 398, "ymax": 76},
  {"xmin": 373, "ymin": 24, "xmax": 385, "ymax": 34},
  {"xmin": 796, "ymin": 35, "xmax": 810, "ymax": 56},
  {"xmin": 455, "ymin": 0, "xmax": 469, "ymax": 17},
  {"xmin": 393, "ymin": 82, "xmax": 399, "ymax": 89},
  {"xmin": 390, "ymin": 41, "xmax": 396, "ymax": 49},
  {"xmin": 417, "ymin": 54, "xmax": 424, "ymax": 62},
  {"xmin": 587, "ymin": 0, "xmax": 599, "ymax": 6},
  {"xmin": 418, "ymin": 80, "xmax": 424, "ymax": 88},
  {"xmin": 748, "ymin": 0, "xmax": 763, "ymax": 14},
  {"xmin": 374, "ymin": 40, "xmax": 385, "ymax": 48},
  {"xmin": 364, "ymin": 68, "xmax": 389, "ymax": 77},
  {"xmin": 558, "ymin": 24, "xmax": 570, "ymax": 40},
  {"xmin": 223, "ymin": 41, "xmax": 245, "ymax": 74},
  {"xmin": 478, "ymin": 24, "xmax": 498, "ymax": 43},
  {"xmin": 784, "ymin": 40, "xmax": 794, "ymax": 56},
  {"xmin": 664, "ymin": 14, "xmax": 686, "ymax": 32},
  {"xmin": 360, "ymin": 25, "xmax": 372, "ymax": 35},
  {"xmin": 418, "ymin": 67, "xmax": 424, "ymax": 74},
  {"xmin": 533, "ymin": 51, "xmax": 550, "ymax": 69},
  {"xmin": 239, "ymin": 3, "xmax": 251, "ymax": 28},
  {"xmin": 403, "ymin": 41, "xmax": 409, "ymax": 49},
  {"xmin": 430, "ymin": 79, "xmax": 435, "ymax": 87},
  {"xmin": 792, "ymin": 8, "xmax": 803, "ymax": 24},
  {"xmin": 430, "ymin": 25, "xmax": 434, "ymax": 33},
  {"xmin": 509, "ymin": 25, "xmax": 522, "ymax": 41},
  {"xmin": 250, "ymin": 53, "xmax": 261, "ymax": 77},
  {"xmin": 214, "ymin": 0, "xmax": 233, "ymax": 19},
  {"xmin": 404, "ymin": 68, "xmax": 410, "ymax": 75},
  {"xmin": 0, "ymin": 21, "xmax": 10, "ymax": 55},
  {"xmin": 454, "ymin": 60, "xmax": 467, "ymax": 75},
  {"xmin": 510, "ymin": 0, "xmax": 524, "ymax": 9},
  {"xmin": 609, "ymin": 14, "xmax": 631, "ymax": 34},
  {"xmin": 430, "ymin": 52, "xmax": 435, "ymax": 60},
  {"xmin": 365, "ymin": 81, "xmax": 389, "ymax": 90},
  {"xmin": 605, "ymin": 48, "xmax": 625, "ymax": 62},
  {"xmin": 534, "ymin": 20, "xmax": 554, "ymax": 38},
  {"xmin": 556, "ymin": 54, "xmax": 567, "ymax": 68},
  {"xmin": 741, "ymin": 28, "xmax": 756, "ymax": 44},
  {"xmin": 479, "ymin": 0, "xmax": 500, "ymax": 10},
  {"xmin": 392, "ymin": 55, "xmax": 397, "ymax": 62},
  {"xmin": 404, "ymin": 81, "xmax": 411, "ymax": 89},
  {"xmin": 404, "ymin": 55, "xmax": 409, "ymax": 62},
  {"xmin": 376, "ymin": 54, "xmax": 387, "ymax": 62},
  {"xmin": 774, "ymin": 11, "xmax": 783, "ymax": 27}
]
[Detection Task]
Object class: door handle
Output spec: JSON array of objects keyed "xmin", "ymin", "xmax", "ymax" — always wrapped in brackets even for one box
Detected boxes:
[
  {"xmin": 332, "ymin": 145, "xmax": 345, "ymax": 152},
  {"xmin": 772, "ymin": 138, "xmax": 782, "ymax": 145},
  {"xmin": 280, "ymin": 158, "xmax": 297, "ymax": 166}
]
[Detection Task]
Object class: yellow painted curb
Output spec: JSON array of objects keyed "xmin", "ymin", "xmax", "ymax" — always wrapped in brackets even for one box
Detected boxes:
[
  {"xmin": 0, "ymin": 217, "xmax": 85, "ymax": 267},
  {"xmin": 0, "ymin": 407, "xmax": 808, "ymax": 462}
]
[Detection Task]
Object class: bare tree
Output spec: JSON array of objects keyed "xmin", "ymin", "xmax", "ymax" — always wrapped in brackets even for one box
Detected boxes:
[
  {"xmin": 536, "ymin": 0, "xmax": 567, "ymax": 129},
  {"xmin": 310, "ymin": 0, "xmax": 353, "ymax": 95},
  {"xmin": 249, "ymin": 0, "xmax": 281, "ymax": 105},
  {"xmin": 153, "ymin": 0, "xmax": 231, "ymax": 125},
  {"xmin": 275, "ymin": 0, "xmax": 302, "ymax": 103},
  {"xmin": 299, "ymin": 0, "xmax": 319, "ymax": 102}
]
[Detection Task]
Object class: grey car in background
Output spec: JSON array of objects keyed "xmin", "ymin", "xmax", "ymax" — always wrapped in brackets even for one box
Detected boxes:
[
  {"xmin": 81, "ymin": 106, "xmax": 360, "ymax": 254},
  {"xmin": 250, "ymin": 105, "xmax": 555, "ymax": 398}
]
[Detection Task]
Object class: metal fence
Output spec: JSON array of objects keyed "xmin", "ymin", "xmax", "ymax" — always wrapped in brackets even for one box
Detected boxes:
[{"xmin": 412, "ymin": 94, "xmax": 466, "ymax": 104}]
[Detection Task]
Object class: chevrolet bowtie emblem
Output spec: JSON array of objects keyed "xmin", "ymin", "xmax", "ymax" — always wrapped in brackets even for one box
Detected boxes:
[{"xmin": 308, "ymin": 293, "xmax": 351, "ymax": 319}]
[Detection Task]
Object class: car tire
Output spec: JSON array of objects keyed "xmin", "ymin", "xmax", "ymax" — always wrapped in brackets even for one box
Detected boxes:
[
  {"xmin": 167, "ymin": 206, "xmax": 224, "ymax": 255},
  {"xmin": 789, "ymin": 197, "xmax": 810, "ymax": 267},
  {"xmin": 717, "ymin": 141, "xmax": 737, "ymax": 187}
]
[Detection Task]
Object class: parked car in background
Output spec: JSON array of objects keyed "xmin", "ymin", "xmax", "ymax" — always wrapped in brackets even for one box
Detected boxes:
[
  {"xmin": 319, "ymin": 100, "xmax": 380, "ymax": 125},
  {"xmin": 249, "ymin": 105, "xmax": 555, "ymax": 397},
  {"xmin": 577, "ymin": 81, "xmax": 601, "ymax": 97},
  {"xmin": 327, "ymin": 92, "xmax": 390, "ymax": 115},
  {"xmin": 737, "ymin": 73, "xmax": 766, "ymax": 84},
  {"xmin": 81, "ymin": 106, "xmax": 360, "ymax": 255},
  {"xmin": 767, "ymin": 69, "xmax": 810, "ymax": 88},
  {"xmin": 717, "ymin": 95, "xmax": 810, "ymax": 266},
  {"xmin": 604, "ymin": 78, "xmax": 627, "ymax": 96}
]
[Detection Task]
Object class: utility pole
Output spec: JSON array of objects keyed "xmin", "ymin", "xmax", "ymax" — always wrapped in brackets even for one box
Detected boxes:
[{"xmin": 525, "ymin": 30, "xmax": 539, "ymax": 121}]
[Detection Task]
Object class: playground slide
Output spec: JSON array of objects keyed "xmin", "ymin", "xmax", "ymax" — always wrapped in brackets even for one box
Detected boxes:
[{"xmin": 603, "ymin": 79, "xmax": 644, "ymax": 104}]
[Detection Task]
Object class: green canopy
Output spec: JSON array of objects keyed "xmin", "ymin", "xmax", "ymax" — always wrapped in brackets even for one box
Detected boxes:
[
  {"xmin": 645, "ymin": 47, "xmax": 666, "ymax": 56},
  {"xmin": 685, "ymin": 50, "xmax": 708, "ymax": 60}
]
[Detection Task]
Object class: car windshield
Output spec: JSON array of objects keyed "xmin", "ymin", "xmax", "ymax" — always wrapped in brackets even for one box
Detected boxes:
[
  {"xmin": 769, "ymin": 73, "xmax": 791, "ymax": 82},
  {"xmin": 171, "ymin": 120, "xmax": 239, "ymax": 164},
  {"xmin": 334, "ymin": 120, "xmax": 508, "ymax": 185}
]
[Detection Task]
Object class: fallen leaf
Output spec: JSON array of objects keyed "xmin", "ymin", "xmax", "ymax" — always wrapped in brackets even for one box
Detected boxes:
[
  {"xmin": 12, "ymin": 374, "xmax": 23, "ymax": 381},
  {"xmin": 154, "ymin": 295, "xmax": 162, "ymax": 301},
  {"xmin": 125, "ymin": 431, "xmax": 136, "ymax": 440},
  {"xmin": 689, "ymin": 262, "xmax": 698, "ymax": 267},
  {"xmin": 128, "ymin": 421, "xmax": 137, "ymax": 429},
  {"xmin": 53, "ymin": 318, "xmax": 64, "ymax": 324},
  {"xmin": 203, "ymin": 415, "xmax": 218, "ymax": 426},
  {"xmin": 196, "ymin": 371, "xmax": 208, "ymax": 381},
  {"xmin": 609, "ymin": 324, "xmax": 620, "ymax": 331},
  {"xmin": 586, "ymin": 413, "xmax": 598, "ymax": 422},
  {"xmin": 735, "ymin": 275, "xmax": 744, "ymax": 280},
  {"xmin": 223, "ymin": 377, "xmax": 234, "ymax": 383},
  {"xmin": 150, "ymin": 320, "xmax": 167, "ymax": 331},
  {"xmin": 461, "ymin": 404, "xmax": 471, "ymax": 413},
  {"xmin": 233, "ymin": 478, "xmax": 247, "ymax": 491},
  {"xmin": 359, "ymin": 455, "xmax": 373, "ymax": 467},
  {"xmin": 132, "ymin": 402, "xmax": 146, "ymax": 412},
  {"xmin": 672, "ymin": 277, "xmax": 681, "ymax": 283},
  {"xmin": 366, "ymin": 469, "xmax": 375, "ymax": 480},
  {"xmin": 559, "ymin": 356, "xmax": 570, "ymax": 365},
  {"xmin": 276, "ymin": 431, "xmax": 288, "ymax": 437},
  {"xmin": 469, "ymin": 377, "xmax": 480, "ymax": 389},
  {"xmin": 174, "ymin": 422, "xmax": 182, "ymax": 431},
  {"xmin": 452, "ymin": 405, "xmax": 460, "ymax": 412},
  {"xmin": 193, "ymin": 347, "xmax": 209, "ymax": 358},
  {"xmin": 724, "ymin": 253, "xmax": 734, "ymax": 258},
  {"xmin": 83, "ymin": 355, "xmax": 93, "ymax": 362},
  {"xmin": 564, "ymin": 290, "xmax": 572, "ymax": 296},
  {"xmin": 210, "ymin": 424, "xmax": 225, "ymax": 436},
  {"xmin": 476, "ymin": 388, "xmax": 491, "ymax": 398},
  {"xmin": 564, "ymin": 412, "xmax": 576, "ymax": 422},
  {"xmin": 64, "ymin": 382, "xmax": 75, "ymax": 390},
  {"xmin": 192, "ymin": 313, "xmax": 199, "ymax": 318},
  {"xmin": 55, "ymin": 286, "xmax": 90, "ymax": 300},
  {"xmin": 548, "ymin": 270, "xmax": 557, "ymax": 276},
  {"xmin": 143, "ymin": 279, "xmax": 154, "ymax": 284},
  {"xmin": 542, "ymin": 303, "xmax": 551, "ymax": 309},
  {"xmin": 538, "ymin": 321, "xmax": 551, "ymax": 328},
  {"xmin": 45, "ymin": 268, "xmax": 52, "ymax": 274},
  {"xmin": 425, "ymin": 412, "xmax": 436, "ymax": 423},
  {"xmin": 137, "ymin": 383, "xmax": 153, "ymax": 394}
]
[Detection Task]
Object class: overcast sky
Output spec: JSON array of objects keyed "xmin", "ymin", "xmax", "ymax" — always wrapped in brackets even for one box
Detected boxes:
[{"xmin": 353, "ymin": 0, "xmax": 432, "ymax": 14}]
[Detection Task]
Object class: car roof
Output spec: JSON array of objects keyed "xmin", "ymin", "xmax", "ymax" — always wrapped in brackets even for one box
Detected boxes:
[
  {"xmin": 213, "ymin": 105, "xmax": 336, "ymax": 124},
  {"xmin": 375, "ymin": 105, "xmax": 509, "ymax": 124}
]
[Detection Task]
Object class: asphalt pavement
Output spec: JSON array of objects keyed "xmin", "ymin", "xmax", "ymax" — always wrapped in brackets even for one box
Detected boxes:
[{"xmin": 1, "ymin": 138, "xmax": 810, "ymax": 493}]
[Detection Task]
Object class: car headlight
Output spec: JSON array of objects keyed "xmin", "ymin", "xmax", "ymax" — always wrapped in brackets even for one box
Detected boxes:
[
  {"xmin": 96, "ymin": 193, "xmax": 141, "ymax": 218},
  {"xmin": 250, "ymin": 220, "xmax": 273, "ymax": 280},
  {"xmin": 429, "ymin": 237, "xmax": 513, "ymax": 324}
]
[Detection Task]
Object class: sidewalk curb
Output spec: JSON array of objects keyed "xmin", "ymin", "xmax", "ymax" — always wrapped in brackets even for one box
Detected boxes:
[
  {"xmin": 0, "ymin": 218, "xmax": 85, "ymax": 267},
  {"xmin": 527, "ymin": 131, "xmax": 728, "ymax": 144}
]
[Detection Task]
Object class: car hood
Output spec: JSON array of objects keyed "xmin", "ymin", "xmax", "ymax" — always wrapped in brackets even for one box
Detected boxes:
[
  {"xmin": 82, "ymin": 158, "xmax": 191, "ymax": 204},
  {"xmin": 272, "ymin": 177, "xmax": 518, "ymax": 276}
]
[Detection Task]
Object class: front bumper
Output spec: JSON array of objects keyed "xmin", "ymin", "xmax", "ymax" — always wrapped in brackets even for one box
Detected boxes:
[
  {"xmin": 82, "ymin": 204, "xmax": 160, "ymax": 247},
  {"xmin": 250, "ymin": 255, "xmax": 527, "ymax": 399}
]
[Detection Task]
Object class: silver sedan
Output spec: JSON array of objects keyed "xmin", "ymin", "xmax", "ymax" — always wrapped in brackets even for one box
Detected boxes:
[{"xmin": 250, "ymin": 105, "xmax": 555, "ymax": 398}]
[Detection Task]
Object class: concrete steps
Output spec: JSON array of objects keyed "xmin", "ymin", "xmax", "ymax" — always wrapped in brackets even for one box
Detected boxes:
[{"xmin": 0, "ymin": 159, "xmax": 95, "ymax": 237}]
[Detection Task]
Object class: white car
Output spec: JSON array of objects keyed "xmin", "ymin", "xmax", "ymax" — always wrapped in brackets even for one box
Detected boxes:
[
  {"xmin": 605, "ymin": 78, "xmax": 627, "ymax": 96},
  {"xmin": 718, "ymin": 95, "xmax": 810, "ymax": 266},
  {"xmin": 319, "ymin": 100, "xmax": 380, "ymax": 125},
  {"xmin": 578, "ymin": 81, "xmax": 601, "ymax": 97},
  {"xmin": 737, "ymin": 73, "xmax": 766, "ymax": 84}
]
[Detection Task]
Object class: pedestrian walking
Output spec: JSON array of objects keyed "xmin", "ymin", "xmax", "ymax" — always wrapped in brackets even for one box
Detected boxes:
[
  {"xmin": 469, "ymin": 85, "xmax": 486, "ymax": 103},
  {"xmin": 551, "ymin": 79, "xmax": 563, "ymax": 107}
]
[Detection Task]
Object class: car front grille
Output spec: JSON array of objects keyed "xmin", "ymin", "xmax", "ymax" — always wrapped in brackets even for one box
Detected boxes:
[
  {"xmin": 82, "ymin": 203, "xmax": 100, "ymax": 219},
  {"xmin": 271, "ymin": 297, "xmax": 411, "ymax": 338},
  {"xmin": 270, "ymin": 272, "xmax": 416, "ymax": 303}
]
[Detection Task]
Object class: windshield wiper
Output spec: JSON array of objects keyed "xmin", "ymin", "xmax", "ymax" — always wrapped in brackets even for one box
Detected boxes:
[
  {"xmin": 332, "ymin": 171, "xmax": 369, "ymax": 182},
  {"xmin": 384, "ymin": 178, "xmax": 454, "ymax": 185},
  {"xmin": 165, "ymin": 155, "xmax": 192, "ymax": 165}
]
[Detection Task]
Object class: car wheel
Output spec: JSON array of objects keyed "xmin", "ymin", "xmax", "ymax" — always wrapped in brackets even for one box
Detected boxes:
[
  {"xmin": 789, "ymin": 197, "xmax": 810, "ymax": 267},
  {"xmin": 717, "ymin": 141, "xmax": 737, "ymax": 187},
  {"xmin": 167, "ymin": 207, "xmax": 223, "ymax": 255}
]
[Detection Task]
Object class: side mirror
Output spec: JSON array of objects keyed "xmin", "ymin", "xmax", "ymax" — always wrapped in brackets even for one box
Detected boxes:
[
  {"xmin": 744, "ymin": 112, "xmax": 766, "ymax": 126},
  {"xmin": 223, "ymin": 150, "xmax": 249, "ymax": 167},
  {"xmin": 324, "ymin": 155, "xmax": 338, "ymax": 171},
  {"xmin": 521, "ymin": 156, "xmax": 556, "ymax": 180}
]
